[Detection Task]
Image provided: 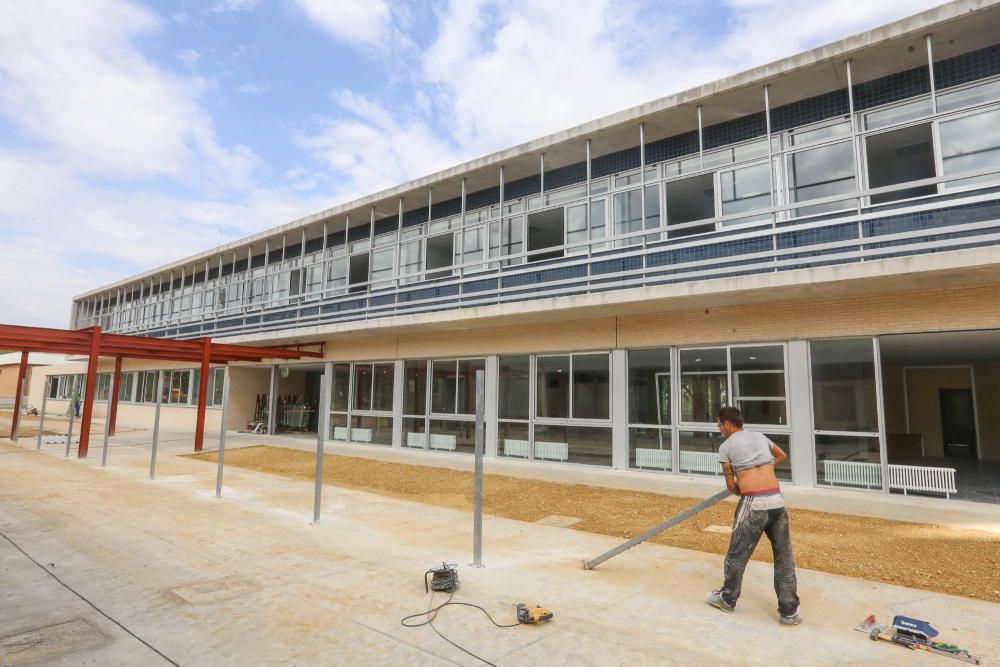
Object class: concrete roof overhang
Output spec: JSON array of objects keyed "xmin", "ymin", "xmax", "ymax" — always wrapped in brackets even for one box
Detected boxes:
[{"xmin": 75, "ymin": 0, "xmax": 1000, "ymax": 300}]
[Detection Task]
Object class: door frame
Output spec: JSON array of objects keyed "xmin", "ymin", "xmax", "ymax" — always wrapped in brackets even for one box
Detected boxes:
[{"xmin": 902, "ymin": 365, "xmax": 982, "ymax": 461}]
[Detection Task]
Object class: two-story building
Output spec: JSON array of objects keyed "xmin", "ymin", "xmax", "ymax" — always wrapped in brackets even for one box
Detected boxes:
[{"xmin": 31, "ymin": 0, "xmax": 1000, "ymax": 503}]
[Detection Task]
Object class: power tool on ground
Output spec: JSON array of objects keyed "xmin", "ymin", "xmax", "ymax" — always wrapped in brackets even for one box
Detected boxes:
[{"xmin": 516, "ymin": 603, "xmax": 553, "ymax": 624}]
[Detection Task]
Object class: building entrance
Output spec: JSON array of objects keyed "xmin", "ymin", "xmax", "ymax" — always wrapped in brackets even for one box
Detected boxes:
[{"xmin": 274, "ymin": 364, "xmax": 324, "ymax": 434}]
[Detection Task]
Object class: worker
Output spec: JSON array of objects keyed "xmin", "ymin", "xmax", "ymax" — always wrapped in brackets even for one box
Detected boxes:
[{"xmin": 706, "ymin": 406, "xmax": 801, "ymax": 626}]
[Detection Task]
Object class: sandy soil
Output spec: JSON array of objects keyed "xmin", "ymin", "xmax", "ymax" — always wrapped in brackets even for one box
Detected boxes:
[
  {"xmin": 186, "ymin": 445, "xmax": 1000, "ymax": 604},
  {"xmin": 0, "ymin": 412, "xmax": 71, "ymax": 438}
]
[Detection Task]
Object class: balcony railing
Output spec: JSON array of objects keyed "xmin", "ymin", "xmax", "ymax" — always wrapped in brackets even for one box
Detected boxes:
[{"xmin": 85, "ymin": 165, "xmax": 1000, "ymax": 340}]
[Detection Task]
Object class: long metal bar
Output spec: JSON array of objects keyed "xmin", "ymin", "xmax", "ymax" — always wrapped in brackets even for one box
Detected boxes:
[
  {"xmin": 149, "ymin": 371, "xmax": 164, "ymax": 479},
  {"xmin": 65, "ymin": 401, "xmax": 76, "ymax": 457},
  {"xmin": 583, "ymin": 489, "xmax": 731, "ymax": 570},
  {"xmin": 697, "ymin": 105, "xmax": 705, "ymax": 169},
  {"xmin": 472, "ymin": 369, "xmax": 485, "ymax": 567},
  {"xmin": 36, "ymin": 380, "xmax": 48, "ymax": 450},
  {"xmin": 12, "ymin": 377, "xmax": 26, "ymax": 442},
  {"xmin": 215, "ymin": 375, "xmax": 231, "ymax": 498},
  {"xmin": 267, "ymin": 365, "xmax": 277, "ymax": 435},
  {"xmin": 926, "ymin": 34, "xmax": 937, "ymax": 114},
  {"xmin": 9, "ymin": 350, "xmax": 28, "ymax": 438},
  {"xmin": 100, "ymin": 370, "xmax": 118, "ymax": 467},
  {"xmin": 108, "ymin": 356, "xmax": 122, "ymax": 435},
  {"xmin": 312, "ymin": 372, "xmax": 330, "ymax": 524}
]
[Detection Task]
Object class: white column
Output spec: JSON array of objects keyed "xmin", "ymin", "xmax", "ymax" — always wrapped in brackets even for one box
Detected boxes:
[
  {"xmin": 391, "ymin": 358, "xmax": 404, "ymax": 448},
  {"xmin": 786, "ymin": 340, "xmax": 815, "ymax": 487},
  {"xmin": 611, "ymin": 348, "xmax": 628, "ymax": 470},
  {"xmin": 485, "ymin": 355, "xmax": 499, "ymax": 458}
]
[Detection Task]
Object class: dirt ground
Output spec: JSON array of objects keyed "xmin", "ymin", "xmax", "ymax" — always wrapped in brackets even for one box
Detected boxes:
[
  {"xmin": 0, "ymin": 412, "xmax": 72, "ymax": 438},
  {"xmin": 188, "ymin": 445, "xmax": 1000, "ymax": 604}
]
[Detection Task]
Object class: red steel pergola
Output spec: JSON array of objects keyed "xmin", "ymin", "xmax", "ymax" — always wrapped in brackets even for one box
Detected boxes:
[{"xmin": 1, "ymin": 324, "xmax": 322, "ymax": 457}]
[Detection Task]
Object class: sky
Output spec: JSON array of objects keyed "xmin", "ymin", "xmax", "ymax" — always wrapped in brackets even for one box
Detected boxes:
[{"xmin": 0, "ymin": 0, "xmax": 944, "ymax": 327}]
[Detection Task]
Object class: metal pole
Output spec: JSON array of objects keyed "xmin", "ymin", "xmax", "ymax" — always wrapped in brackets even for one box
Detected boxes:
[
  {"xmin": 215, "ymin": 375, "xmax": 231, "ymax": 498},
  {"xmin": 312, "ymin": 373, "xmax": 330, "ymax": 524},
  {"xmin": 472, "ymin": 369, "xmax": 485, "ymax": 567},
  {"xmin": 583, "ymin": 489, "xmax": 731, "ymax": 570},
  {"xmin": 149, "ymin": 371, "xmax": 164, "ymax": 480},
  {"xmin": 12, "ymin": 378, "xmax": 26, "ymax": 442},
  {"xmin": 101, "ymin": 371, "xmax": 118, "ymax": 467},
  {"xmin": 65, "ymin": 401, "xmax": 76, "ymax": 457},
  {"xmin": 36, "ymin": 381, "xmax": 48, "ymax": 450}
]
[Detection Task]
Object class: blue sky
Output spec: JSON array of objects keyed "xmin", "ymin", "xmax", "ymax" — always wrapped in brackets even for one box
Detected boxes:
[{"xmin": 0, "ymin": 0, "xmax": 942, "ymax": 326}]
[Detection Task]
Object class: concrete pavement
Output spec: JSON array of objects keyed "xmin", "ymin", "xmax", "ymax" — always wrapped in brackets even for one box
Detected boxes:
[{"xmin": 1, "ymin": 433, "xmax": 997, "ymax": 665}]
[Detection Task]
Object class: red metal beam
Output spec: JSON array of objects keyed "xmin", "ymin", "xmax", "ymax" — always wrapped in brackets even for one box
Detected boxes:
[
  {"xmin": 77, "ymin": 327, "xmax": 102, "ymax": 458},
  {"xmin": 193, "ymin": 339, "xmax": 211, "ymax": 453},
  {"xmin": 9, "ymin": 351, "xmax": 28, "ymax": 438},
  {"xmin": 109, "ymin": 356, "xmax": 122, "ymax": 436}
]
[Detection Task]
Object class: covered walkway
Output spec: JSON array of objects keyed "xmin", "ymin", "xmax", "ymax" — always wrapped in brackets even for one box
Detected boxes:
[{"xmin": 0, "ymin": 324, "xmax": 322, "ymax": 457}]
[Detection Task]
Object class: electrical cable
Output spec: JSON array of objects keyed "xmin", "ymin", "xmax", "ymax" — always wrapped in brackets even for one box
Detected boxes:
[{"xmin": 0, "ymin": 529, "xmax": 180, "ymax": 667}]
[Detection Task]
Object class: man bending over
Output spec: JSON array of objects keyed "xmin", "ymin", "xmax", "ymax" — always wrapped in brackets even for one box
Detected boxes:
[{"xmin": 706, "ymin": 406, "xmax": 801, "ymax": 625}]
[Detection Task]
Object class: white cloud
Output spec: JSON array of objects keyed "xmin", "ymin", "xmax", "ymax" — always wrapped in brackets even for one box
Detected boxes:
[
  {"xmin": 294, "ymin": 0, "xmax": 392, "ymax": 47},
  {"xmin": 0, "ymin": 0, "xmax": 257, "ymax": 189},
  {"xmin": 178, "ymin": 48, "xmax": 201, "ymax": 67},
  {"xmin": 237, "ymin": 80, "xmax": 271, "ymax": 94},
  {"xmin": 209, "ymin": 0, "xmax": 262, "ymax": 13}
]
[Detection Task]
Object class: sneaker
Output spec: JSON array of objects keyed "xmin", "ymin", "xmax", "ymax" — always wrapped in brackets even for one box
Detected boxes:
[
  {"xmin": 706, "ymin": 590, "xmax": 735, "ymax": 613},
  {"xmin": 779, "ymin": 607, "xmax": 802, "ymax": 626}
]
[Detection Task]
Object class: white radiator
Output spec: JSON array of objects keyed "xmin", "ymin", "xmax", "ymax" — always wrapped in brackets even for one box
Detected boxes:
[
  {"xmin": 679, "ymin": 450, "xmax": 721, "ymax": 475},
  {"xmin": 501, "ymin": 439, "xmax": 568, "ymax": 461},
  {"xmin": 333, "ymin": 426, "xmax": 372, "ymax": 443},
  {"xmin": 888, "ymin": 464, "xmax": 957, "ymax": 499},
  {"xmin": 503, "ymin": 438, "xmax": 530, "ymax": 458},
  {"xmin": 406, "ymin": 431, "xmax": 426, "ymax": 448},
  {"xmin": 822, "ymin": 460, "xmax": 881, "ymax": 488},
  {"xmin": 635, "ymin": 448, "xmax": 671, "ymax": 470},
  {"xmin": 429, "ymin": 433, "xmax": 457, "ymax": 451}
]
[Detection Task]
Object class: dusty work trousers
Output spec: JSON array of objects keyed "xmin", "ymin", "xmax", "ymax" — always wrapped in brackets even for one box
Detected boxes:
[{"xmin": 719, "ymin": 497, "xmax": 800, "ymax": 616}]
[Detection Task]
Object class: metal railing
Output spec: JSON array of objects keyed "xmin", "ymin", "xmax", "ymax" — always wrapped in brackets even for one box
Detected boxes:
[{"xmin": 89, "ymin": 167, "xmax": 1000, "ymax": 340}]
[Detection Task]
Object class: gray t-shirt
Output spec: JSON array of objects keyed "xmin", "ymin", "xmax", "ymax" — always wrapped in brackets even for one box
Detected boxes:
[{"xmin": 718, "ymin": 430, "xmax": 774, "ymax": 472}]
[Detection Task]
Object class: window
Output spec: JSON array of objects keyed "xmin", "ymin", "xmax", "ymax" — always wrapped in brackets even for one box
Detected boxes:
[
  {"xmin": 565, "ymin": 201, "xmax": 607, "ymax": 253},
  {"xmin": 458, "ymin": 227, "xmax": 485, "ymax": 270},
  {"xmin": 352, "ymin": 362, "xmax": 394, "ymax": 413},
  {"xmin": 666, "ymin": 173, "xmax": 715, "ymax": 238},
  {"xmin": 426, "ymin": 233, "xmax": 454, "ymax": 278},
  {"xmin": 489, "ymin": 217, "xmax": 523, "ymax": 265},
  {"xmin": 207, "ymin": 368, "xmax": 225, "ymax": 406},
  {"xmin": 330, "ymin": 363, "xmax": 350, "ymax": 413},
  {"xmin": 865, "ymin": 123, "xmax": 936, "ymax": 204},
  {"xmin": 613, "ymin": 188, "xmax": 642, "ymax": 246},
  {"xmin": 498, "ymin": 355, "xmax": 530, "ymax": 420},
  {"xmin": 536, "ymin": 353, "xmax": 609, "ymax": 420},
  {"xmin": 400, "ymin": 240, "xmax": 422, "ymax": 282},
  {"xmin": 46, "ymin": 376, "xmax": 59, "ymax": 399},
  {"xmin": 348, "ymin": 254, "xmax": 369, "ymax": 293},
  {"xmin": 720, "ymin": 163, "xmax": 771, "ymax": 222},
  {"xmin": 628, "ymin": 348, "xmax": 670, "ymax": 425},
  {"xmin": 327, "ymin": 257, "xmax": 348, "ymax": 293},
  {"xmin": 680, "ymin": 348, "xmax": 728, "ymax": 423},
  {"xmin": 810, "ymin": 338, "xmax": 881, "ymax": 488},
  {"xmin": 371, "ymin": 247, "xmax": 394, "ymax": 286},
  {"xmin": 787, "ymin": 141, "xmax": 857, "ymax": 215},
  {"xmin": 731, "ymin": 346, "xmax": 786, "ymax": 425},
  {"xmin": 162, "ymin": 370, "xmax": 191, "ymax": 405},
  {"xmin": 403, "ymin": 360, "xmax": 427, "ymax": 415},
  {"xmin": 431, "ymin": 358, "xmax": 485, "ymax": 415},
  {"xmin": 939, "ymin": 107, "xmax": 1000, "ymax": 189},
  {"xmin": 526, "ymin": 209, "xmax": 564, "ymax": 262},
  {"xmin": 118, "ymin": 372, "xmax": 135, "ymax": 402}
]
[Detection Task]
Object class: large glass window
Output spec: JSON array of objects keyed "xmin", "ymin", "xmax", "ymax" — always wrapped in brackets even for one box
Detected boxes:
[
  {"xmin": 810, "ymin": 338, "xmax": 881, "ymax": 488},
  {"xmin": 489, "ymin": 217, "xmax": 523, "ymax": 266},
  {"xmin": 371, "ymin": 247, "xmax": 394, "ymax": 286},
  {"xmin": 572, "ymin": 353, "xmax": 610, "ymax": 420},
  {"xmin": 526, "ymin": 209, "xmax": 564, "ymax": 262},
  {"xmin": 939, "ymin": 107, "xmax": 1000, "ymax": 189},
  {"xmin": 787, "ymin": 141, "xmax": 857, "ymax": 215},
  {"xmin": 533, "ymin": 424, "xmax": 612, "ymax": 467},
  {"xmin": 330, "ymin": 363, "xmax": 350, "ymax": 412},
  {"xmin": 720, "ymin": 162, "xmax": 771, "ymax": 221},
  {"xmin": 498, "ymin": 355, "xmax": 530, "ymax": 420},
  {"xmin": 731, "ymin": 345, "xmax": 786, "ymax": 426},
  {"xmin": 426, "ymin": 233, "xmax": 454, "ymax": 278},
  {"xmin": 628, "ymin": 348, "xmax": 670, "ymax": 425},
  {"xmin": 865, "ymin": 123, "xmax": 937, "ymax": 204},
  {"xmin": 666, "ymin": 173, "xmax": 715, "ymax": 238},
  {"xmin": 400, "ymin": 240, "xmax": 422, "ymax": 282},
  {"xmin": 536, "ymin": 355, "xmax": 570, "ymax": 419},
  {"xmin": 403, "ymin": 360, "xmax": 427, "ymax": 415},
  {"xmin": 680, "ymin": 348, "xmax": 728, "ymax": 423},
  {"xmin": 613, "ymin": 188, "xmax": 643, "ymax": 247},
  {"xmin": 431, "ymin": 358, "xmax": 486, "ymax": 415}
]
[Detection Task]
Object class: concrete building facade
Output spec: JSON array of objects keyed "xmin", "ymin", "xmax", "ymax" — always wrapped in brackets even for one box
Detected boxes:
[{"xmin": 32, "ymin": 0, "xmax": 1000, "ymax": 503}]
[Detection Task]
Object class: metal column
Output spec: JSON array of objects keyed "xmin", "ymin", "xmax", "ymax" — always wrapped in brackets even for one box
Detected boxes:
[
  {"xmin": 11, "ymin": 378, "xmax": 26, "ymax": 442},
  {"xmin": 149, "ymin": 371, "xmax": 164, "ymax": 479},
  {"xmin": 611, "ymin": 349, "xmax": 628, "ymax": 470},
  {"xmin": 100, "ymin": 371, "xmax": 118, "ymax": 467},
  {"xmin": 313, "ymin": 371, "xmax": 331, "ymax": 524},
  {"xmin": 216, "ymin": 375, "xmax": 231, "ymax": 498},
  {"xmin": 786, "ymin": 341, "xmax": 816, "ymax": 487},
  {"xmin": 471, "ymin": 370, "xmax": 485, "ymax": 568},
  {"xmin": 36, "ymin": 381, "xmax": 48, "ymax": 450}
]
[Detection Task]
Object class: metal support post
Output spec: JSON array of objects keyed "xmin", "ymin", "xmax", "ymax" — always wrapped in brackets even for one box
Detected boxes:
[
  {"xmin": 267, "ymin": 365, "xmax": 277, "ymax": 435},
  {"xmin": 312, "ymin": 372, "xmax": 330, "ymax": 524},
  {"xmin": 149, "ymin": 371, "xmax": 164, "ymax": 480},
  {"xmin": 12, "ymin": 378, "xmax": 26, "ymax": 442},
  {"xmin": 472, "ymin": 369, "xmax": 485, "ymax": 568},
  {"xmin": 65, "ymin": 406, "xmax": 76, "ymax": 457},
  {"xmin": 36, "ymin": 382, "xmax": 48, "ymax": 450},
  {"xmin": 101, "ymin": 371, "xmax": 118, "ymax": 467},
  {"xmin": 215, "ymin": 375, "xmax": 231, "ymax": 498}
]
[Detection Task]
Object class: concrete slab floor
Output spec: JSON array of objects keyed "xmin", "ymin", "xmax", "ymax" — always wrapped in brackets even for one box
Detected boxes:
[{"xmin": 1, "ymin": 434, "xmax": 998, "ymax": 666}]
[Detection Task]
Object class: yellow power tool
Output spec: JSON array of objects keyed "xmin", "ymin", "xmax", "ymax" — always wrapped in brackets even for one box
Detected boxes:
[{"xmin": 516, "ymin": 603, "xmax": 553, "ymax": 624}]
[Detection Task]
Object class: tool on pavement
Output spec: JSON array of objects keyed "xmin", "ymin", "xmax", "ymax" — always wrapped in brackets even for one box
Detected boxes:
[
  {"xmin": 856, "ymin": 615, "xmax": 981, "ymax": 664},
  {"xmin": 582, "ymin": 488, "xmax": 731, "ymax": 570},
  {"xmin": 516, "ymin": 603, "xmax": 553, "ymax": 624}
]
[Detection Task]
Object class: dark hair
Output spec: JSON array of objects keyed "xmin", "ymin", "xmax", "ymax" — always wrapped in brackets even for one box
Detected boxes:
[{"xmin": 716, "ymin": 406, "xmax": 744, "ymax": 428}]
